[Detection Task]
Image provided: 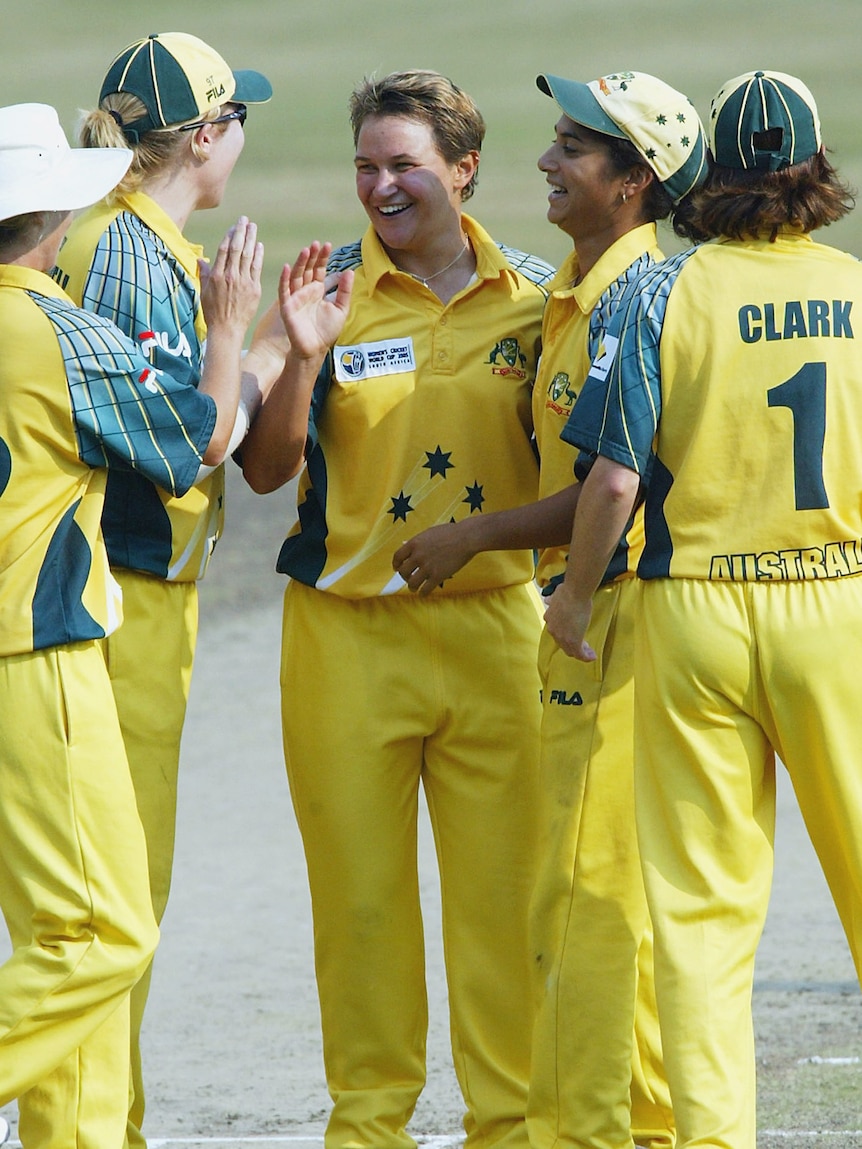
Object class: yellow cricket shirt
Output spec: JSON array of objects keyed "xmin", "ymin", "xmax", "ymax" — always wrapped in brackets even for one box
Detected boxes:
[
  {"xmin": 53, "ymin": 191, "xmax": 223, "ymax": 582},
  {"xmin": 0, "ymin": 265, "xmax": 215, "ymax": 654},
  {"xmin": 564, "ymin": 230, "xmax": 862, "ymax": 581},
  {"xmin": 277, "ymin": 215, "xmax": 555, "ymax": 596},
  {"xmin": 533, "ymin": 224, "xmax": 661, "ymax": 588}
]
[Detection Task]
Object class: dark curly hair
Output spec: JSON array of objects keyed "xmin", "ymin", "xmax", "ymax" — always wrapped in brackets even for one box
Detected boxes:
[{"xmin": 674, "ymin": 149, "xmax": 855, "ymax": 243}]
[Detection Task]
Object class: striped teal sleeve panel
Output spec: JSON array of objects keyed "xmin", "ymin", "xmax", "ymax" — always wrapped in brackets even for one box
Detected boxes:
[
  {"xmin": 496, "ymin": 243, "xmax": 556, "ymax": 288},
  {"xmin": 80, "ymin": 212, "xmax": 201, "ymax": 388},
  {"xmin": 562, "ymin": 248, "xmax": 697, "ymax": 474},
  {"xmin": 586, "ymin": 251, "xmax": 657, "ymax": 364},
  {"xmin": 326, "ymin": 241, "xmax": 363, "ymax": 275},
  {"xmin": 33, "ymin": 291, "xmax": 216, "ymax": 498}
]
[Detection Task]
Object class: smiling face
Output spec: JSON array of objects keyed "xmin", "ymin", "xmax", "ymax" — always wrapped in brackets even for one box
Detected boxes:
[
  {"xmin": 538, "ymin": 115, "xmax": 633, "ymax": 244},
  {"xmin": 354, "ymin": 114, "xmax": 476, "ymax": 259}
]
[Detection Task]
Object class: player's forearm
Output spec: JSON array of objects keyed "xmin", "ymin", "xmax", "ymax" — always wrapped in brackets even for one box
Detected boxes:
[
  {"xmin": 544, "ymin": 457, "xmax": 640, "ymax": 660},
  {"xmin": 394, "ymin": 485, "xmax": 581, "ymax": 595},
  {"xmin": 239, "ymin": 348, "xmax": 321, "ymax": 493},
  {"xmin": 196, "ymin": 327, "xmax": 246, "ymax": 465},
  {"xmin": 241, "ymin": 338, "xmax": 288, "ymax": 414},
  {"xmin": 473, "ymin": 483, "xmax": 581, "ymax": 552},
  {"xmin": 563, "ymin": 456, "xmax": 640, "ymax": 600}
]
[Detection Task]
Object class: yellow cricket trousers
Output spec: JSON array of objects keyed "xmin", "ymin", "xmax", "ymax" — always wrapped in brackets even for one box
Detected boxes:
[
  {"xmin": 109, "ymin": 573, "xmax": 197, "ymax": 1148},
  {"xmin": 0, "ymin": 641, "xmax": 158, "ymax": 1148},
  {"xmin": 280, "ymin": 579, "xmax": 543, "ymax": 1149},
  {"xmin": 527, "ymin": 580, "xmax": 673, "ymax": 1149},
  {"xmin": 635, "ymin": 576, "xmax": 862, "ymax": 1149},
  {"xmin": 18, "ymin": 574, "xmax": 198, "ymax": 1149}
]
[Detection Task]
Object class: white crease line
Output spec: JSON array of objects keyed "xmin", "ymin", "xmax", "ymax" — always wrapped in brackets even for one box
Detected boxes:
[
  {"xmin": 145, "ymin": 1138, "xmax": 463, "ymax": 1148},
  {"xmin": 798, "ymin": 1054, "xmax": 860, "ymax": 1064},
  {"xmin": 762, "ymin": 1133, "xmax": 862, "ymax": 1139}
]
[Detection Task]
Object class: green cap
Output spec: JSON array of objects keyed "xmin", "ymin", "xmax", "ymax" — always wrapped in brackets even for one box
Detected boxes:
[{"xmin": 709, "ymin": 70, "xmax": 821, "ymax": 171}]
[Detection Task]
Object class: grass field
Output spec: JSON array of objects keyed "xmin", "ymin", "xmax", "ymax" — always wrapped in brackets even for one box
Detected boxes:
[
  {"xmin": 7, "ymin": 0, "xmax": 862, "ymax": 306},
  {"xmin": 5, "ymin": 1, "xmax": 862, "ymax": 1144}
]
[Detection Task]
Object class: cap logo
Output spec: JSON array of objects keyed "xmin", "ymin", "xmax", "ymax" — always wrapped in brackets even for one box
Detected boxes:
[
  {"xmin": 598, "ymin": 73, "xmax": 635, "ymax": 98},
  {"xmin": 205, "ymin": 79, "xmax": 227, "ymax": 103}
]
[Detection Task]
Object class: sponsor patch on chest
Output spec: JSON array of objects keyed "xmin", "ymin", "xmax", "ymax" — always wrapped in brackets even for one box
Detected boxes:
[{"xmin": 333, "ymin": 337, "xmax": 416, "ymax": 382}]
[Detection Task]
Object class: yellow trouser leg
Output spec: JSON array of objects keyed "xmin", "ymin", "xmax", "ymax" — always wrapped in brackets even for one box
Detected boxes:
[
  {"xmin": 18, "ymin": 575, "xmax": 197, "ymax": 1149},
  {"xmin": 752, "ymin": 577, "xmax": 862, "ymax": 985},
  {"xmin": 110, "ymin": 574, "xmax": 197, "ymax": 1149},
  {"xmin": 0, "ymin": 643, "xmax": 158, "ymax": 1147},
  {"xmin": 629, "ymin": 922, "xmax": 674, "ymax": 1149},
  {"xmin": 527, "ymin": 581, "xmax": 672, "ymax": 1149},
  {"xmin": 281, "ymin": 582, "xmax": 541, "ymax": 1149},
  {"xmin": 635, "ymin": 580, "xmax": 776, "ymax": 1149}
]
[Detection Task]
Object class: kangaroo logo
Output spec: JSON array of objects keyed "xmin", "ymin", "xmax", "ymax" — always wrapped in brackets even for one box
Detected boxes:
[{"xmin": 487, "ymin": 337, "xmax": 527, "ymax": 378}]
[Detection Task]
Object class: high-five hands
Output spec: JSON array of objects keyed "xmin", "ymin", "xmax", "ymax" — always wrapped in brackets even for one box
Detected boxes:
[{"xmin": 278, "ymin": 241, "xmax": 354, "ymax": 360}]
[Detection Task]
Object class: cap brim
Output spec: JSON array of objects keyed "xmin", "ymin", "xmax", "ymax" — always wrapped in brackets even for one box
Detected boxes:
[
  {"xmin": 537, "ymin": 74, "xmax": 627, "ymax": 139},
  {"xmin": 0, "ymin": 147, "xmax": 131, "ymax": 221},
  {"xmin": 232, "ymin": 69, "xmax": 272, "ymax": 105}
]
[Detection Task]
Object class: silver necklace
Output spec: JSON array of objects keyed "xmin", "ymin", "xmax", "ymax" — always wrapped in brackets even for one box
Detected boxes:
[{"xmin": 402, "ymin": 236, "xmax": 470, "ymax": 287}]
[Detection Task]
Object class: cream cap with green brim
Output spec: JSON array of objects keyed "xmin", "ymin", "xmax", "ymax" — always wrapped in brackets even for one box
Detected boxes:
[{"xmin": 537, "ymin": 70, "xmax": 708, "ymax": 203}]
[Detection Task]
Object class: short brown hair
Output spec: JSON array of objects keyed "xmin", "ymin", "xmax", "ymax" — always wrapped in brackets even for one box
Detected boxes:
[
  {"xmin": 0, "ymin": 210, "xmax": 47, "ymax": 258},
  {"xmin": 677, "ymin": 150, "xmax": 855, "ymax": 242},
  {"xmin": 349, "ymin": 70, "xmax": 485, "ymax": 201}
]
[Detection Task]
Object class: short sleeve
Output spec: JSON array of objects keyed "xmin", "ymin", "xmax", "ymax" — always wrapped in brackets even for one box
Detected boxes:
[{"xmin": 36, "ymin": 292, "xmax": 216, "ymax": 497}]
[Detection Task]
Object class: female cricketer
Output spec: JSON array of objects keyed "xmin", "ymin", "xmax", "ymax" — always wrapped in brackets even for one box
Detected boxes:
[
  {"xmin": 241, "ymin": 69, "xmax": 553, "ymax": 1149},
  {"xmin": 548, "ymin": 69, "xmax": 862, "ymax": 1149},
  {"xmin": 0, "ymin": 101, "xmax": 259, "ymax": 1149},
  {"xmin": 51, "ymin": 32, "xmax": 281, "ymax": 1148}
]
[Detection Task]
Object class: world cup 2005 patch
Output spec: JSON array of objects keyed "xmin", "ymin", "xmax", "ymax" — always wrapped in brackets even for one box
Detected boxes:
[{"xmin": 333, "ymin": 337, "xmax": 416, "ymax": 382}]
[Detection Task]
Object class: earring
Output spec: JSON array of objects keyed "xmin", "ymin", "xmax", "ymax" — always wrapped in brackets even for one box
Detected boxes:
[{"xmin": 621, "ymin": 192, "xmax": 628, "ymax": 203}]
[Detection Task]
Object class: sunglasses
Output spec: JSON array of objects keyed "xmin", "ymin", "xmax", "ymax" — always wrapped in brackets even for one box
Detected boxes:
[{"xmin": 180, "ymin": 104, "xmax": 247, "ymax": 133}]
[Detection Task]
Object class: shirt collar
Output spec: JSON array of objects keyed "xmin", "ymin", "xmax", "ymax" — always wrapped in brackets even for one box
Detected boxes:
[
  {"xmin": 0, "ymin": 262, "xmax": 71, "ymax": 296},
  {"xmin": 117, "ymin": 191, "xmax": 205, "ymax": 279},
  {"xmin": 360, "ymin": 212, "xmax": 516, "ymax": 294},
  {"xmin": 551, "ymin": 223, "xmax": 660, "ymax": 315}
]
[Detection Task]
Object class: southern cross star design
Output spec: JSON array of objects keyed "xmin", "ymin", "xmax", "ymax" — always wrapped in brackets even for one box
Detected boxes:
[
  {"xmin": 424, "ymin": 445, "xmax": 454, "ymax": 478},
  {"xmin": 463, "ymin": 481, "xmax": 485, "ymax": 513},
  {"xmin": 388, "ymin": 490, "xmax": 414, "ymax": 522}
]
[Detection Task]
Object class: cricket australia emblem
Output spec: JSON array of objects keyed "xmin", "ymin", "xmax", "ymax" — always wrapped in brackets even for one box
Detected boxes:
[{"xmin": 486, "ymin": 337, "xmax": 527, "ymax": 378}]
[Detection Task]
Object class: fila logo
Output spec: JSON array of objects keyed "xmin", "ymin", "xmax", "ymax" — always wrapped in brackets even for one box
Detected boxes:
[
  {"xmin": 543, "ymin": 689, "xmax": 584, "ymax": 706},
  {"xmin": 205, "ymin": 82, "xmax": 227, "ymax": 102},
  {"xmin": 138, "ymin": 329, "xmax": 193, "ymax": 360}
]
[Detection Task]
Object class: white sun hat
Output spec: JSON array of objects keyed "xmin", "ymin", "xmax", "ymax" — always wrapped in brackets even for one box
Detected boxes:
[{"xmin": 0, "ymin": 103, "xmax": 132, "ymax": 222}]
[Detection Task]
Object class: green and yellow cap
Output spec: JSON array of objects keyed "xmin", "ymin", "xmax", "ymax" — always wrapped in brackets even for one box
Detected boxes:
[
  {"xmin": 709, "ymin": 70, "xmax": 821, "ymax": 172},
  {"xmin": 99, "ymin": 32, "xmax": 272, "ymax": 142}
]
